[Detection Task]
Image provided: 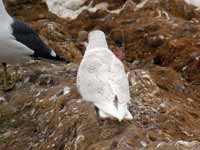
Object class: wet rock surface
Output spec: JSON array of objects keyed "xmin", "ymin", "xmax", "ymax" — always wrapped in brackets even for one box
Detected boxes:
[{"xmin": 1, "ymin": 0, "xmax": 200, "ymax": 149}]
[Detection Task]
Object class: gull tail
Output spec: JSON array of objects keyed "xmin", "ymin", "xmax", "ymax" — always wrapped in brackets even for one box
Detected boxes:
[
  {"xmin": 125, "ymin": 109, "xmax": 133, "ymax": 120},
  {"xmin": 95, "ymin": 102, "xmax": 123, "ymax": 122},
  {"xmin": 32, "ymin": 48, "xmax": 69, "ymax": 63},
  {"xmin": 116, "ymin": 102, "xmax": 133, "ymax": 121}
]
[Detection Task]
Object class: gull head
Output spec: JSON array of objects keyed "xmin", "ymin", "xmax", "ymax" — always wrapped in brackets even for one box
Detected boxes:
[{"xmin": 87, "ymin": 30, "xmax": 108, "ymax": 50}]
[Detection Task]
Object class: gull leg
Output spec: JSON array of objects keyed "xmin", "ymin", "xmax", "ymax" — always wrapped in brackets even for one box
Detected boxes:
[
  {"xmin": 10, "ymin": 66, "xmax": 20, "ymax": 89},
  {"xmin": 2, "ymin": 63, "xmax": 9, "ymax": 89},
  {"xmin": 1, "ymin": 63, "xmax": 15, "ymax": 91},
  {"xmin": 13, "ymin": 65, "xmax": 22, "ymax": 83}
]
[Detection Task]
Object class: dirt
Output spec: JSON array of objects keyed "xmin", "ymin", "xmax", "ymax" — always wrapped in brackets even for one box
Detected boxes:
[{"xmin": 1, "ymin": 0, "xmax": 200, "ymax": 149}]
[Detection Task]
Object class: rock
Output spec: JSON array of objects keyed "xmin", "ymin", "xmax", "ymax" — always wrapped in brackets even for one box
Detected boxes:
[
  {"xmin": 129, "ymin": 69, "xmax": 159, "ymax": 96},
  {"xmin": 145, "ymin": 35, "xmax": 165, "ymax": 48},
  {"xmin": 77, "ymin": 30, "xmax": 88, "ymax": 42}
]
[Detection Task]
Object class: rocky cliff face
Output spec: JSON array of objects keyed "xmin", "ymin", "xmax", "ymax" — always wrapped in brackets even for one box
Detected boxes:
[{"xmin": 1, "ymin": 0, "xmax": 200, "ymax": 149}]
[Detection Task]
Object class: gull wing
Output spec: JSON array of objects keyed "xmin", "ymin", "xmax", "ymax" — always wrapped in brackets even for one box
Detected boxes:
[{"xmin": 0, "ymin": 39, "xmax": 34, "ymax": 63}]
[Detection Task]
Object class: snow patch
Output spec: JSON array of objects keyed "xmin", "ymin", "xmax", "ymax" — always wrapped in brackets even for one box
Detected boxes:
[
  {"xmin": 46, "ymin": 0, "xmax": 136, "ymax": 20},
  {"xmin": 185, "ymin": 0, "xmax": 200, "ymax": 8},
  {"xmin": 46, "ymin": 0, "xmax": 93, "ymax": 20}
]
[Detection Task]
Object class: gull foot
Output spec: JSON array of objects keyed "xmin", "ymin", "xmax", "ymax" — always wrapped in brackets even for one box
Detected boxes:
[{"xmin": 1, "ymin": 78, "xmax": 15, "ymax": 92}]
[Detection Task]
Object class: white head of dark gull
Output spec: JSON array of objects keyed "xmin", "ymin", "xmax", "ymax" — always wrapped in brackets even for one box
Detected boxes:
[{"xmin": 76, "ymin": 30, "xmax": 133, "ymax": 122}]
